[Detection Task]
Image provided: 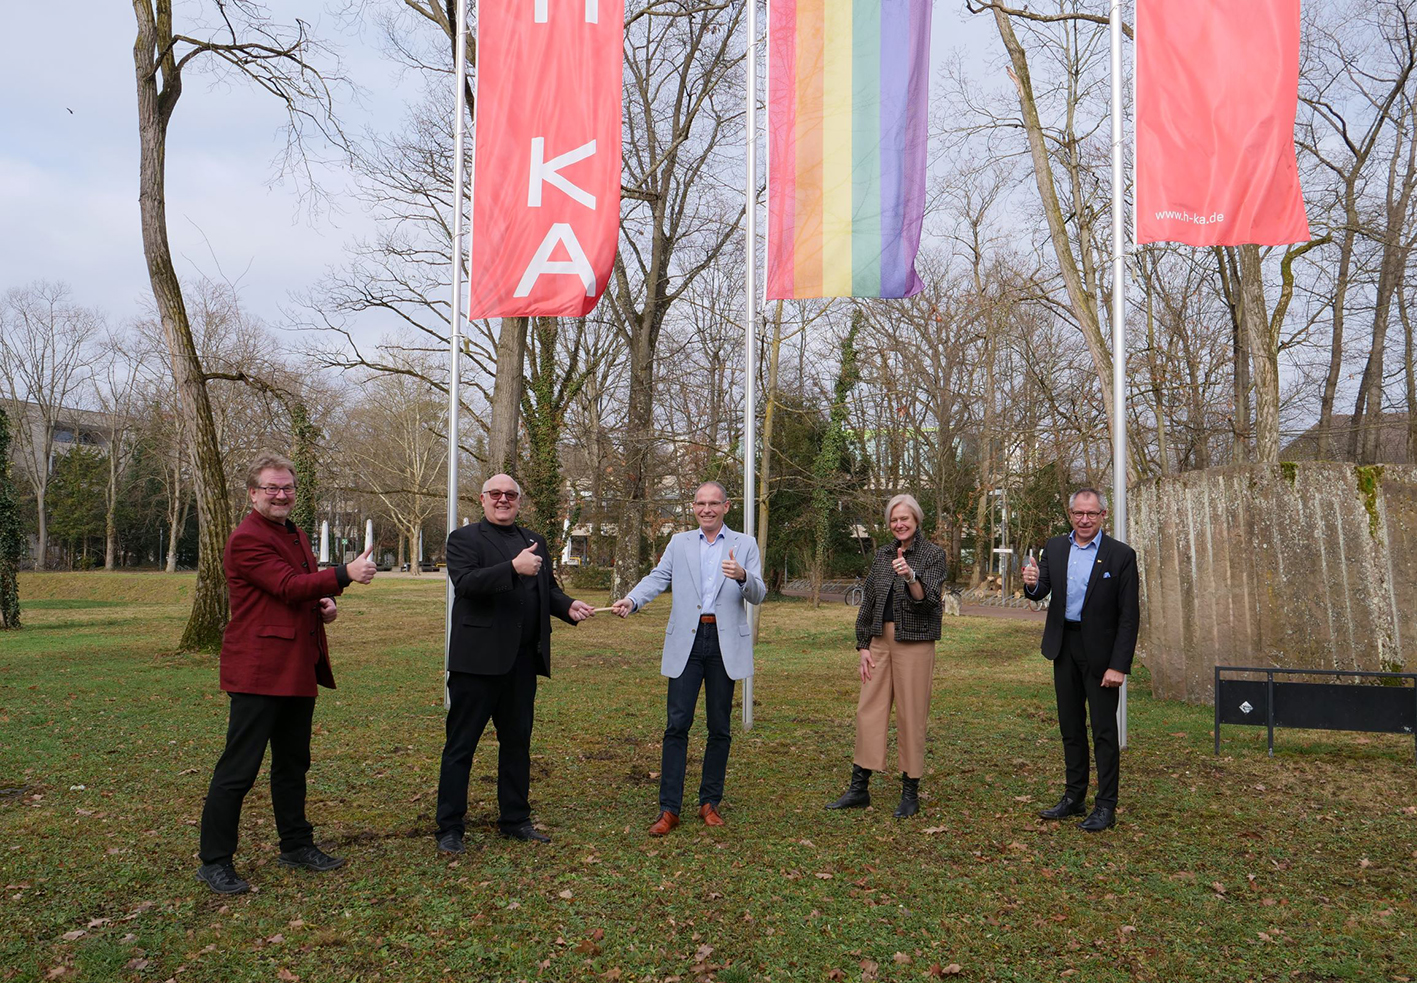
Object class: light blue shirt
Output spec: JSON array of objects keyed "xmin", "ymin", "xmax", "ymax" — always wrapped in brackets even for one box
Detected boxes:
[
  {"xmin": 698, "ymin": 528, "xmax": 725, "ymax": 616},
  {"xmin": 1065, "ymin": 531, "xmax": 1099, "ymax": 622}
]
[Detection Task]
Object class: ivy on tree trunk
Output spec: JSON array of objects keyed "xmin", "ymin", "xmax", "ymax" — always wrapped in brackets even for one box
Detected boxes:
[{"xmin": 0, "ymin": 407, "xmax": 23, "ymax": 629}]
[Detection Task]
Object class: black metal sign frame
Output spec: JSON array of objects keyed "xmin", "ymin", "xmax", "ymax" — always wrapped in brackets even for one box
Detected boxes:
[{"xmin": 1213, "ymin": 665, "xmax": 1417, "ymax": 761}]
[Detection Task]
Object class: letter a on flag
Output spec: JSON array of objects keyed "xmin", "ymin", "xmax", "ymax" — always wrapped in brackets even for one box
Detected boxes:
[
  {"xmin": 1135, "ymin": 0, "xmax": 1309, "ymax": 246},
  {"xmin": 468, "ymin": 0, "xmax": 623, "ymax": 317}
]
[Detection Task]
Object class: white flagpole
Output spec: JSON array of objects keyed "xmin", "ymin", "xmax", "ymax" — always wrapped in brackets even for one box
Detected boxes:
[
  {"xmin": 446, "ymin": 0, "xmax": 471, "ymax": 710},
  {"xmin": 742, "ymin": 0, "xmax": 759, "ymax": 731},
  {"xmin": 1110, "ymin": 0, "xmax": 1128, "ymax": 749}
]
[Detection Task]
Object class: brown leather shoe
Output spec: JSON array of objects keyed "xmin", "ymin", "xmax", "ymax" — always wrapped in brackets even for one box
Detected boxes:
[
  {"xmin": 648, "ymin": 811, "xmax": 679, "ymax": 836},
  {"xmin": 698, "ymin": 802, "xmax": 726, "ymax": 827}
]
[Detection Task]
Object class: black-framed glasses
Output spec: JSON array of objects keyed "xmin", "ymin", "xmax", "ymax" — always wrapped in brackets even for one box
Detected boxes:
[
  {"xmin": 1070, "ymin": 509, "xmax": 1104, "ymax": 520},
  {"xmin": 485, "ymin": 489, "xmax": 520, "ymax": 501},
  {"xmin": 256, "ymin": 484, "xmax": 296, "ymax": 496}
]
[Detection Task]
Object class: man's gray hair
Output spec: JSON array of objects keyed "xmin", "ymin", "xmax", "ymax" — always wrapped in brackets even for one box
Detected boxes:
[
  {"xmin": 1069, "ymin": 487, "xmax": 1109, "ymax": 511},
  {"xmin": 884, "ymin": 493, "xmax": 924, "ymax": 529},
  {"xmin": 246, "ymin": 452, "xmax": 296, "ymax": 490},
  {"xmin": 481, "ymin": 474, "xmax": 523, "ymax": 495},
  {"xmin": 695, "ymin": 480, "xmax": 730, "ymax": 502}
]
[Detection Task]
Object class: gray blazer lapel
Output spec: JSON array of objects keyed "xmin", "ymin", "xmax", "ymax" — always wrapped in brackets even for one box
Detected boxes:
[
  {"xmin": 683, "ymin": 533, "xmax": 703, "ymax": 601},
  {"xmin": 708, "ymin": 530, "xmax": 737, "ymax": 602}
]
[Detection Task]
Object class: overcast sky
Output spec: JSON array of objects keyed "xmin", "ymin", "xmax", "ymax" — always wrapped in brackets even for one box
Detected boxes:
[{"xmin": 2, "ymin": 2, "xmax": 993, "ymax": 347}]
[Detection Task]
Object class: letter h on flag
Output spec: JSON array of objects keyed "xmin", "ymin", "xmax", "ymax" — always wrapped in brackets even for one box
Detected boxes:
[{"xmin": 468, "ymin": 0, "xmax": 623, "ymax": 317}]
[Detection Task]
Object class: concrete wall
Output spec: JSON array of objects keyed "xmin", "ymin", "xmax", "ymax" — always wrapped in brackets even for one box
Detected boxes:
[{"xmin": 1130, "ymin": 463, "xmax": 1417, "ymax": 704}]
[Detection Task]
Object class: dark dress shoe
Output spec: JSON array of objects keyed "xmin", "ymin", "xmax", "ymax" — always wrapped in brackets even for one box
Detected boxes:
[
  {"xmin": 1039, "ymin": 795, "xmax": 1086, "ymax": 820},
  {"xmin": 698, "ymin": 802, "xmax": 726, "ymax": 827},
  {"xmin": 196, "ymin": 862, "xmax": 250, "ymax": 895},
  {"xmin": 437, "ymin": 830, "xmax": 465, "ymax": 854},
  {"xmin": 499, "ymin": 821, "xmax": 551, "ymax": 843},
  {"xmin": 648, "ymin": 811, "xmax": 680, "ymax": 836},
  {"xmin": 278, "ymin": 845, "xmax": 347, "ymax": 871},
  {"xmin": 1079, "ymin": 807, "xmax": 1116, "ymax": 832}
]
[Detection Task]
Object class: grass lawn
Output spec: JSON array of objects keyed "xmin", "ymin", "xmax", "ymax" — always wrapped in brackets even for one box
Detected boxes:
[{"xmin": 2, "ymin": 573, "xmax": 1414, "ymax": 982}]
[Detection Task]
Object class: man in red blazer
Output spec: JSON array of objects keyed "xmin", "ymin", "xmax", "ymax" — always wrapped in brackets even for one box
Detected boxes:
[{"xmin": 195, "ymin": 453, "xmax": 376, "ymax": 894}]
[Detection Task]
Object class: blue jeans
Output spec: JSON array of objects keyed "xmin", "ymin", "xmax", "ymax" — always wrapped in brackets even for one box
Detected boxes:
[{"xmin": 660, "ymin": 623, "xmax": 735, "ymax": 815}]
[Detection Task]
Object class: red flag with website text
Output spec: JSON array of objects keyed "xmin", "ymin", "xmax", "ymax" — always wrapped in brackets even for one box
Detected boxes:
[
  {"xmin": 1135, "ymin": 0, "xmax": 1309, "ymax": 246},
  {"xmin": 468, "ymin": 0, "xmax": 623, "ymax": 317}
]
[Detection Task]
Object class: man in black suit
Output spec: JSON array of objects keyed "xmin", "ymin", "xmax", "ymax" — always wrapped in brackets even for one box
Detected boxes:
[
  {"xmin": 435, "ymin": 473, "xmax": 595, "ymax": 853},
  {"xmin": 1022, "ymin": 487, "xmax": 1139, "ymax": 832}
]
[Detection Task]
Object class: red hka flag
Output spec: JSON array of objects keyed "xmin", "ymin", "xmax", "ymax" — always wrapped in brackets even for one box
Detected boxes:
[
  {"xmin": 468, "ymin": 0, "xmax": 623, "ymax": 317},
  {"xmin": 1135, "ymin": 0, "xmax": 1309, "ymax": 246}
]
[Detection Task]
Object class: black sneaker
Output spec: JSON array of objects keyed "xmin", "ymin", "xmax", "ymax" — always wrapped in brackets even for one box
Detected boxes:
[
  {"xmin": 436, "ymin": 830, "xmax": 465, "ymax": 854},
  {"xmin": 278, "ymin": 845, "xmax": 347, "ymax": 871},
  {"xmin": 196, "ymin": 862, "xmax": 250, "ymax": 895}
]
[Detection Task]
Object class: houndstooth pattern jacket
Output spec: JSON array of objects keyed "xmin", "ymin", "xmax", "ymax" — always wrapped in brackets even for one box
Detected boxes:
[{"xmin": 854, "ymin": 533, "xmax": 949, "ymax": 649}]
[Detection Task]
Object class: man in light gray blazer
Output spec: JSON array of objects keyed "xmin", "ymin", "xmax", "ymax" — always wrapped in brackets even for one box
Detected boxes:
[{"xmin": 612, "ymin": 480, "xmax": 766, "ymax": 836}]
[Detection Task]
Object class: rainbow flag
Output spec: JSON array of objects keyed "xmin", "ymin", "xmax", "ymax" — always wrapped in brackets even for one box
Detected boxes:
[{"xmin": 767, "ymin": 0, "xmax": 932, "ymax": 300}]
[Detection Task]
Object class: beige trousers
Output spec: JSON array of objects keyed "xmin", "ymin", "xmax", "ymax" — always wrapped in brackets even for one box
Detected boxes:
[{"xmin": 853, "ymin": 623, "xmax": 936, "ymax": 779}]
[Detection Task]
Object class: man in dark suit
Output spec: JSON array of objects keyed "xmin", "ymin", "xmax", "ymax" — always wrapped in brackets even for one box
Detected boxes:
[
  {"xmin": 196, "ymin": 453, "xmax": 377, "ymax": 894},
  {"xmin": 1022, "ymin": 487, "xmax": 1139, "ymax": 832},
  {"xmin": 435, "ymin": 473, "xmax": 594, "ymax": 853}
]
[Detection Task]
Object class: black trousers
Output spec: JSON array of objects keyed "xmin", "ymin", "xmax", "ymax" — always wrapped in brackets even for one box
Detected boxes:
[
  {"xmin": 1053, "ymin": 627, "xmax": 1120, "ymax": 809},
  {"xmin": 660, "ymin": 623, "xmax": 735, "ymax": 815},
  {"xmin": 436, "ymin": 647, "xmax": 539, "ymax": 835},
  {"xmin": 199, "ymin": 692, "xmax": 317, "ymax": 865}
]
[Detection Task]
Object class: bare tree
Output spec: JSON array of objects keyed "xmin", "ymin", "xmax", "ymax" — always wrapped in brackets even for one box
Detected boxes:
[
  {"xmin": 0, "ymin": 282, "xmax": 98, "ymax": 570},
  {"xmin": 92, "ymin": 328, "xmax": 146, "ymax": 570},
  {"xmin": 132, "ymin": 0, "xmax": 346, "ymax": 648},
  {"xmin": 609, "ymin": 0, "xmax": 746, "ymax": 592}
]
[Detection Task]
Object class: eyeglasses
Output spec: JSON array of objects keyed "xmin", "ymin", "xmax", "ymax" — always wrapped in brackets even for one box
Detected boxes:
[
  {"xmin": 256, "ymin": 484, "xmax": 296, "ymax": 496},
  {"xmin": 693, "ymin": 500, "xmax": 726, "ymax": 509},
  {"xmin": 1070, "ymin": 510, "xmax": 1104, "ymax": 520},
  {"xmin": 484, "ymin": 489, "xmax": 520, "ymax": 501}
]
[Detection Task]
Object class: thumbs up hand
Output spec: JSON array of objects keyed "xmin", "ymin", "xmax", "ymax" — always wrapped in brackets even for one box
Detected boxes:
[
  {"xmin": 512, "ymin": 543, "xmax": 543, "ymax": 576},
  {"xmin": 891, "ymin": 545, "xmax": 913, "ymax": 579},
  {"xmin": 721, "ymin": 546, "xmax": 746, "ymax": 583},
  {"xmin": 347, "ymin": 544, "xmax": 377, "ymax": 584},
  {"xmin": 1021, "ymin": 552, "xmax": 1040, "ymax": 587}
]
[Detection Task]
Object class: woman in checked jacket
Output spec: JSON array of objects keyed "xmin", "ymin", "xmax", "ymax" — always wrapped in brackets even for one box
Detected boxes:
[{"xmin": 826, "ymin": 493, "xmax": 948, "ymax": 818}]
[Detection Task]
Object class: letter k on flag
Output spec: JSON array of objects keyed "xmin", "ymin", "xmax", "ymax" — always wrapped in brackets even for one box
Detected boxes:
[{"xmin": 468, "ymin": 0, "xmax": 623, "ymax": 317}]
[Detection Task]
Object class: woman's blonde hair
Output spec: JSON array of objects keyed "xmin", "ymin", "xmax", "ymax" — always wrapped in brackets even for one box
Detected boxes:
[{"xmin": 884, "ymin": 493, "xmax": 924, "ymax": 530}]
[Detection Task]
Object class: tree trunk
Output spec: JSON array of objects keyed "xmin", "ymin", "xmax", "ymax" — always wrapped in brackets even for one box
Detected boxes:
[
  {"xmin": 1145, "ymin": 267, "xmax": 1171, "ymax": 476},
  {"xmin": 487, "ymin": 316, "xmax": 529, "ymax": 475},
  {"xmin": 1353, "ymin": 106, "xmax": 1417, "ymax": 464},
  {"xmin": 1214, "ymin": 247, "xmax": 1252, "ymax": 463},
  {"xmin": 134, "ymin": 0, "xmax": 230, "ymax": 649},
  {"xmin": 1402, "ymin": 278, "xmax": 1417, "ymax": 463},
  {"xmin": 991, "ymin": 8, "xmax": 1115, "ymax": 438},
  {"xmin": 1236, "ymin": 245, "xmax": 1280, "ymax": 463},
  {"xmin": 104, "ymin": 446, "xmax": 119, "ymax": 571},
  {"xmin": 755, "ymin": 302, "xmax": 785, "ymax": 585},
  {"xmin": 1319, "ymin": 214, "xmax": 1358, "ymax": 460},
  {"xmin": 34, "ymin": 487, "xmax": 48, "ymax": 572},
  {"xmin": 613, "ymin": 310, "xmax": 658, "ymax": 596}
]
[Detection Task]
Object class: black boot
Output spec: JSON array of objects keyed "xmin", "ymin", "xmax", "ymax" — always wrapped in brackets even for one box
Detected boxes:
[
  {"xmin": 893, "ymin": 775, "xmax": 919, "ymax": 818},
  {"xmin": 825, "ymin": 764, "xmax": 872, "ymax": 809}
]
